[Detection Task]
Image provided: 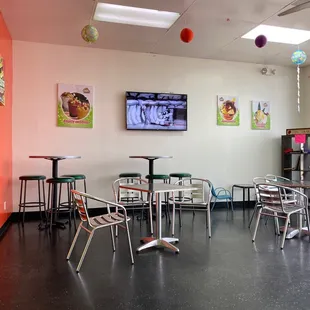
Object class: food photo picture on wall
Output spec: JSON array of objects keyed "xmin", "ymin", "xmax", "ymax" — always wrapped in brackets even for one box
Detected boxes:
[
  {"xmin": 57, "ymin": 83, "xmax": 93, "ymax": 128},
  {"xmin": 251, "ymin": 100, "xmax": 270, "ymax": 130},
  {"xmin": 217, "ymin": 95, "xmax": 239, "ymax": 126}
]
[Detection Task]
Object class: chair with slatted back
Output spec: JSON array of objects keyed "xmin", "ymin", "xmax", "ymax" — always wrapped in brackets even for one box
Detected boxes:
[
  {"xmin": 66, "ymin": 190, "xmax": 134, "ymax": 272},
  {"xmin": 252, "ymin": 183, "xmax": 310, "ymax": 249},
  {"xmin": 171, "ymin": 178, "xmax": 212, "ymax": 238},
  {"xmin": 112, "ymin": 178, "xmax": 153, "ymax": 236}
]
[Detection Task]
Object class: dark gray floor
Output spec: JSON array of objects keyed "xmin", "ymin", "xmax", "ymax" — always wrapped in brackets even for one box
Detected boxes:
[{"xmin": 1, "ymin": 209, "xmax": 310, "ymax": 310}]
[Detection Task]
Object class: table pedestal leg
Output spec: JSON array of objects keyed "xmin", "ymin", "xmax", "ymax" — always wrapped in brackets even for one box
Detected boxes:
[{"xmin": 137, "ymin": 192, "xmax": 179, "ymax": 253}]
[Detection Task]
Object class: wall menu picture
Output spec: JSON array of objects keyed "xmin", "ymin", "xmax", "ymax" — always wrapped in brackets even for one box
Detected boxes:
[
  {"xmin": 0, "ymin": 57, "xmax": 5, "ymax": 106},
  {"xmin": 251, "ymin": 100, "xmax": 270, "ymax": 130},
  {"xmin": 217, "ymin": 95, "xmax": 239, "ymax": 126},
  {"xmin": 57, "ymin": 83, "xmax": 93, "ymax": 128}
]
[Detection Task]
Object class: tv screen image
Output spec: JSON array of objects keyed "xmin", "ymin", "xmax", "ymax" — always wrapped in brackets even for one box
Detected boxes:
[{"xmin": 126, "ymin": 92, "xmax": 187, "ymax": 131}]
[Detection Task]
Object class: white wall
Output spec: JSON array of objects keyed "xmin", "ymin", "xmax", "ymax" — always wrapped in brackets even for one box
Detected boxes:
[
  {"xmin": 301, "ymin": 66, "xmax": 310, "ymax": 126},
  {"xmin": 12, "ymin": 40, "xmax": 302, "ymax": 209}
]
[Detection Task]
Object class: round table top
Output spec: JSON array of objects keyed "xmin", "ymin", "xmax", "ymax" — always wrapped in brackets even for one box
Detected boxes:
[
  {"xmin": 29, "ymin": 156, "xmax": 81, "ymax": 160},
  {"xmin": 129, "ymin": 156, "xmax": 172, "ymax": 160}
]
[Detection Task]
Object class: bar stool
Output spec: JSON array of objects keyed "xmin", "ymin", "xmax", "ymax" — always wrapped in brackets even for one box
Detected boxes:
[
  {"xmin": 61, "ymin": 174, "xmax": 87, "ymax": 206},
  {"xmin": 119, "ymin": 173, "xmax": 142, "ymax": 178},
  {"xmin": 18, "ymin": 175, "xmax": 46, "ymax": 225},
  {"xmin": 146, "ymin": 174, "xmax": 170, "ymax": 221},
  {"xmin": 169, "ymin": 173, "xmax": 192, "ymax": 183},
  {"xmin": 46, "ymin": 177, "xmax": 75, "ymax": 230}
]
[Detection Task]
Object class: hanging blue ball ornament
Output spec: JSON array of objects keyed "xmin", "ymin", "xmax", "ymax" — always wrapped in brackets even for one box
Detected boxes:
[{"xmin": 291, "ymin": 50, "xmax": 307, "ymax": 65}]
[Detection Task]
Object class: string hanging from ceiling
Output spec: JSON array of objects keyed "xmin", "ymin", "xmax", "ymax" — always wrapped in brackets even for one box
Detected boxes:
[
  {"xmin": 81, "ymin": 0, "xmax": 99, "ymax": 43},
  {"xmin": 291, "ymin": 50, "xmax": 307, "ymax": 113}
]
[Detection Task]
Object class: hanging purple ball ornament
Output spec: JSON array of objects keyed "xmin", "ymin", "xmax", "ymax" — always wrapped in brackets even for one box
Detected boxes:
[{"xmin": 255, "ymin": 35, "xmax": 267, "ymax": 48}]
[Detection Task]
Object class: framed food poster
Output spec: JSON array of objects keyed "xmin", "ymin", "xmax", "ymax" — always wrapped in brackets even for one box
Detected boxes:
[
  {"xmin": 57, "ymin": 83, "xmax": 93, "ymax": 128},
  {"xmin": 251, "ymin": 100, "xmax": 270, "ymax": 130},
  {"xmin": 0, "ymin": 57, "xmax": 5, "ymax": 106},
  {"xmin": 217, "ymin": 95, "xmax": 239, "ymax": 126}
]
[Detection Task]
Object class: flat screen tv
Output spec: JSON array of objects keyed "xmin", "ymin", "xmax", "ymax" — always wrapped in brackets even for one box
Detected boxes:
[{"xmin": 126, "ymin": 91, "xmax": 188, "ymax": 131}]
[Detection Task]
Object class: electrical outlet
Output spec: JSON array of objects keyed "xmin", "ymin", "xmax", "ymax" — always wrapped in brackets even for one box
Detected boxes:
[{"xmin": 3, "ymin": 201, "xmax": 6, "ymax": 210}]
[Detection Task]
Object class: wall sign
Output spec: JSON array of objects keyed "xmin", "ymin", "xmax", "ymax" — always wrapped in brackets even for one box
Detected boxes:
[
  {"xmin": 57, "ymin": 83, "xmax": 93, "ymax": 128},
  {"xmin": 0, "ymin": 57, "xmax": 5, "ymax": 106},
  {"xmin": 251, "ymin": 100, "xmax": 270, "ymax": 130},
  {"xmin": 217, "ymin": 95, "xmax": 240, "ymax": 126}
]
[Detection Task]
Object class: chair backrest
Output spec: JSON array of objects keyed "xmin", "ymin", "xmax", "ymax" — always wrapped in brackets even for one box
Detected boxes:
[
  {"xmin": 112, "ymin": 177, "xmax": 148, "ymax": 204},
  {"xmin": 253, "ymin": 177, "xmax": 269, "ymax": 202},
  {"xmin": 265, "ymin": 174, "xmax": 291, "ymax": 182},
  {"xmin": 211, "ymin": 185, "xmax": 217, "ymax": 197},
  {"xmin": 256, "ymin": 183, "xmax": 284, "ymax": 212},
  {"xmin": 72, "ymin": 189, "xmax": 128, "ymax": 226},
  {"xmin": 174, "ymin": 178, "xmax": 212, "ymax": 204},
  {"xmin": 72, "ymin": 190, "xmax": 91, "ymax": 223}
]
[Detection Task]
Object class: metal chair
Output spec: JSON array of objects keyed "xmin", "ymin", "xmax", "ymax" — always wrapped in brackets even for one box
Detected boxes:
[
  {"xmin": 248, "ymin": 177, "xmax": 264, "ymax": 228},
  {"xmin": 67, "ymin": 190, "xmax": 134, "ymax": 272},
  {"xmin": 252, "ymin": 183, "xmax": 309, "ymax": 249},
  {"xmin": 171, "ymin": 178, "xmax": 212, "ymax": 238},
  {"xmin": 112, "ymin": 177, "xmax": 153, "ymax": 236},
  {"xmin": 249, "ymin": 176, "xmax": 294, "ymax": 228},
  {"xmin": 210, "ymin": 185, "xmax": 233, "ymax": 211}
]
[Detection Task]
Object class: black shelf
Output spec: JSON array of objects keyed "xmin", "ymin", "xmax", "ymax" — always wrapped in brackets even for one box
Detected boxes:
[
  {"xmin": 283, "ymin": 169, "xmax": 310, "ymax": 172},
  {"xmin": 282, "ymin": 135, "xmax": 310, "ymax": 198},
  {"xmin": 285, "ymin": 151, "xmax": 309, "ymax": 155}
]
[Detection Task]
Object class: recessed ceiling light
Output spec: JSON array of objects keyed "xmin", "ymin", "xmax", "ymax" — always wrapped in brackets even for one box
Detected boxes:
[
  {"xmin": 242, "ymin": 24, "xmax": 310, "ymax": 45},
  {"xmin": 94, "ymin": 3, "xmax": 180, "ymax": 29}
]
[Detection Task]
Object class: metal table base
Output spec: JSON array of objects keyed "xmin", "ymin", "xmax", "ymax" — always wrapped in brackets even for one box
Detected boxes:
[{"xmin": 136, "ymin": 192, "xmax": 179, "ymax": 253}]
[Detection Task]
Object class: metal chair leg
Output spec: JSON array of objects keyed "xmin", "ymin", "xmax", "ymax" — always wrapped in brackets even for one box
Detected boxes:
[
  {"xmin": 76, "ymin": 231, "xmax": 94, "ymax": 272},
  {"xmin": 281, "ymin": 216, "xmax": 290, "ymax": 250},
  {"xmin": 125, "ymin": 220, "xmax": 134, "ymax": 265},
  {"xmin": 172, "ymin": 203, "xmax": 176, "ymax": 237},
  {"xmin": 110, "ymin": 226, "xmax": 116, "ymax": 252},
  {"xmin": 274, "ymin": 212, "xmax": 280, "ymax": 236},
  {"xmin": 248, "ymin": 202, "xmax": 259, "ymax": 228},
  {"xmin": 67, "ymin": 223, "xmax": 82, "ymax": 260},
  {"xmin": 252, "ymin": 208, "xmax": 262, "ymax": 242},
  {"xmin": 207, "ymin": 204, "xmax": 211, "ymax": 238},
  {"xmin": 211, "ymin": 198, "xmax": 217, "ymax": 211}
]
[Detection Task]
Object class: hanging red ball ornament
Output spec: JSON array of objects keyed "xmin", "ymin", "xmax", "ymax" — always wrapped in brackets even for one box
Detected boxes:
[
  {"xmin": 255, "ymin": 35, "xmax": 267, "ymax": 48},
  {"xmin": 180, "ymin": 28, "xmax": 194, "ymax": 43}
]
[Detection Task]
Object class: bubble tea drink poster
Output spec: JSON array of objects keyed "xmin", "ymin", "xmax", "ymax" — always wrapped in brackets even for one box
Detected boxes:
[
  {"xmin": 57, "ymin": 83, "xmax": 93, "ymax": 128},
  {"xmin": 217, "ymin": 95, "xmax": 239, "ymax": 126}
]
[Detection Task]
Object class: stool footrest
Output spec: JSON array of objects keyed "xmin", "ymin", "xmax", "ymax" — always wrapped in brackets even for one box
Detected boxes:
[{"xmin": 19, "ymin": 202, "xmax": 45, "ymax": 208}]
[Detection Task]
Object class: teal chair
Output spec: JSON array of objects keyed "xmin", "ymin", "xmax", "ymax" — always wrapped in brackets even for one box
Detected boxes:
[{"xmin": 211, "ymin": 186, "xmax": 233, "ymax": 211}]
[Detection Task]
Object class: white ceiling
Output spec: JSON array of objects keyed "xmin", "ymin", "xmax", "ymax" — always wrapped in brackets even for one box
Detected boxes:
[{"xmin": 1, "ymin": 0, "xmax": 310, "ymax": 66}]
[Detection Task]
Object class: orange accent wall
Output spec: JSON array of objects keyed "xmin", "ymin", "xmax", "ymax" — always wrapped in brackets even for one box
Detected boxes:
[{"xmin": 0, "ymin": 12, "xmax": 12, "ymax": 228}]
